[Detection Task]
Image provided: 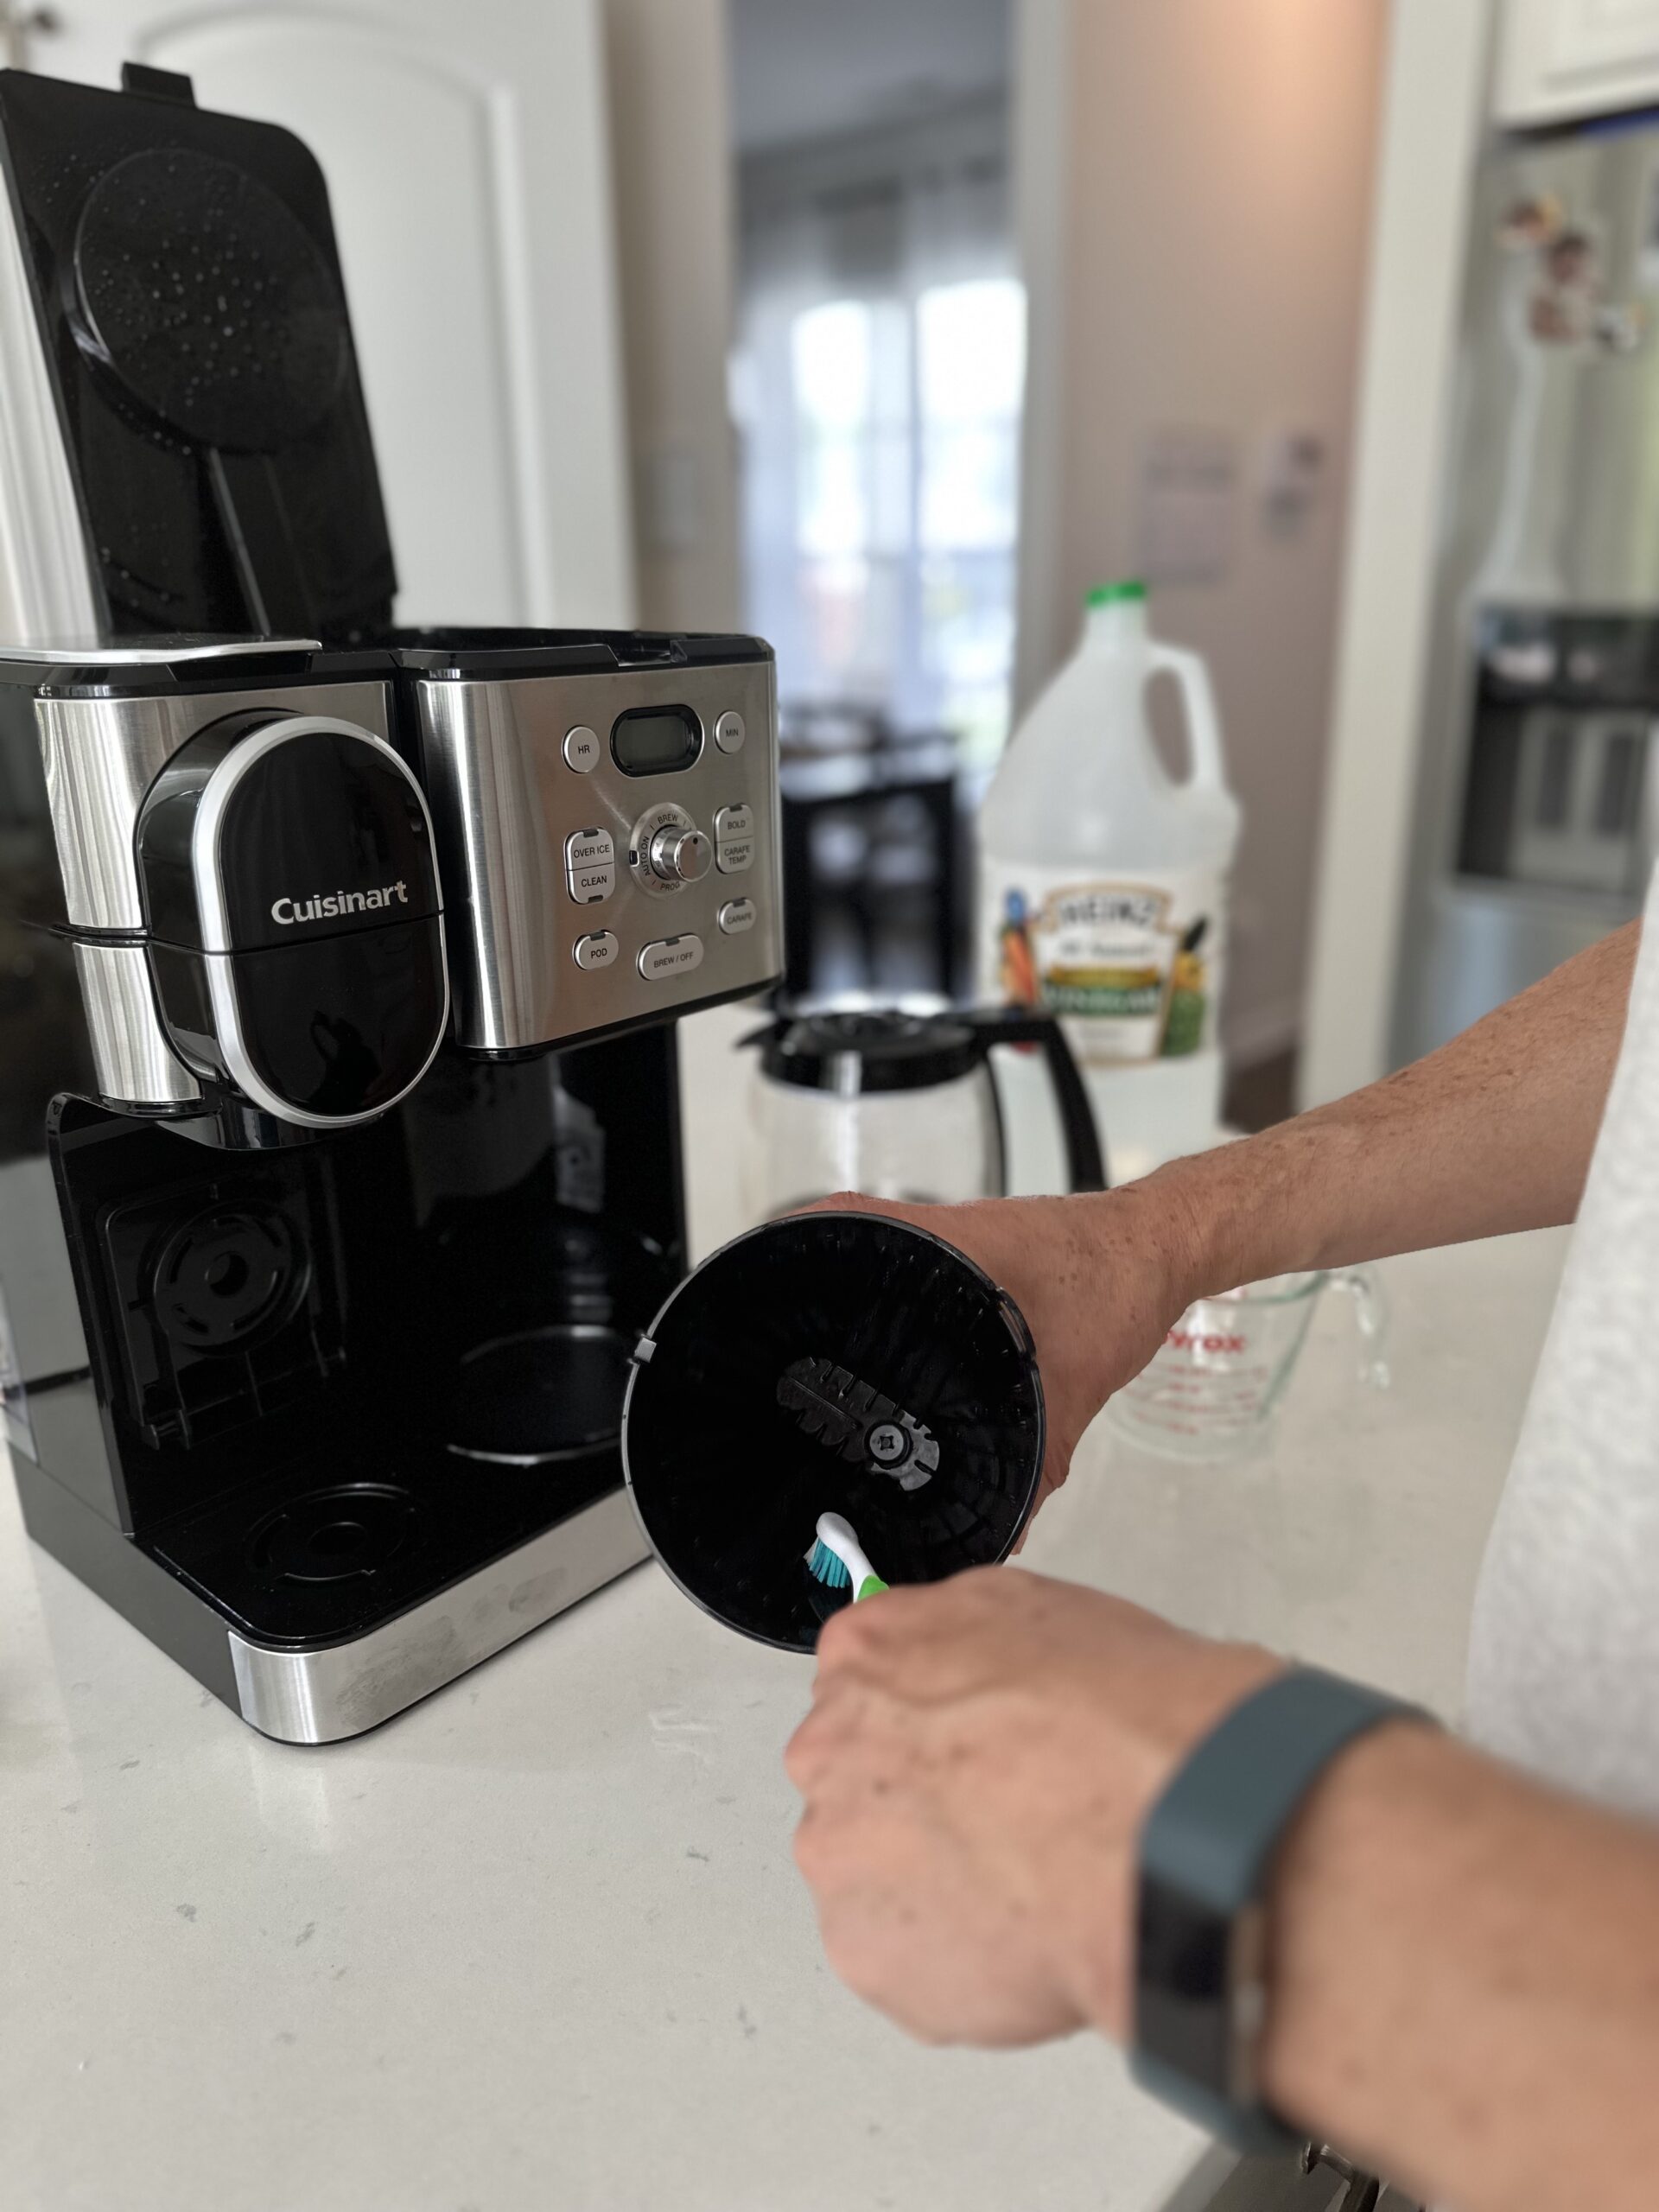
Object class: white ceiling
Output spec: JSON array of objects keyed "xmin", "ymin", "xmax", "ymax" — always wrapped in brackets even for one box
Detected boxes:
[{"xmin": 729, "ymin": 0, "xmax": 1011, "ymax": 153}]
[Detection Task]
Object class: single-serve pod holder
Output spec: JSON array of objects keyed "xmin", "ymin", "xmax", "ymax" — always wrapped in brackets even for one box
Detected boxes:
[{"xmin": 621, "ymin": 1212, "xmax": 1045, "ymax": 1650}]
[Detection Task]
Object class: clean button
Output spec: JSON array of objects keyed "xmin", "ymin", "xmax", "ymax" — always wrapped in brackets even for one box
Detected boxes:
[
  {"xmin": 563, "ymin": 725, "xmax": 601, "ymax": 773},
  {"xmin": 639, "ymin": 934, "xmax": 705, "ymax": 982},
  {"xmin": 573, "ymin": 931, "xmax": 620, "ymax": 972}
]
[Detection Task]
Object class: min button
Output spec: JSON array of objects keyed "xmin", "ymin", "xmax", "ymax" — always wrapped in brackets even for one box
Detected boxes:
[{"xmin": 715, "ymin": 710, "xmax": 745, "ymax": 754}]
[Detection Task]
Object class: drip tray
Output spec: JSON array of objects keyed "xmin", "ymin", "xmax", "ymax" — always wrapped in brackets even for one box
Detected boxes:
[{"xmin": 448, "ymin": 1323, "xmax": 632, "ymax": 1467}]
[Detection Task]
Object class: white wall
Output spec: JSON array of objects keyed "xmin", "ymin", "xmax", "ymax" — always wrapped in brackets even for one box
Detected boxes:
[
  {"xmin": 728, "ymin": 0, "xmax": 1007, "ymax": 151},
  {"xmin": 1012, "ymin": 0, "xmax": 1388, "ymax": 1066},
  {"xmin": 1300, "ymin": 0, "xmax": 1495, "ymax": 1106},
  {"xmin": 603, "ymin": 0, "xmax": 742, "ymax": 632}
]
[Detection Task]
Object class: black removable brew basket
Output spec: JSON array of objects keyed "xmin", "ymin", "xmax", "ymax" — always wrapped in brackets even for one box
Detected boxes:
[{"xmin": 621, "ymin": 1212, "xmax": 1046, "ymax": 1651}]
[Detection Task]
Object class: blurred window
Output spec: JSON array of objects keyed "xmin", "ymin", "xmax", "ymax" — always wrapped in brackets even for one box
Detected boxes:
[{"xmin": 734, "ymin": 104, "xmax": 1024, "ymax": 766}]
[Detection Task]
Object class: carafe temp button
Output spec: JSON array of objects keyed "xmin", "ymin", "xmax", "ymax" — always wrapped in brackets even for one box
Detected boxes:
[
  {"xmin": 719, "ymin": 899, "xmax": 757, "ymax": 935},
  {"xmin": 566, "ymin": 828, "xmax": 616, "ymax": 903},
  {"xmin": 563, "ymin": 725, "xmax": 601, "ymax": 773},
  {"xmin": 715, "ymin": 804, "xmax": 755, "ymax": 874},
  {"xmin": 573, "ymin": 931, "xmax": 620, "ymax": 972},
  {"xmin": 639, "ymin": 934, "xmax": 705, "ymax": 982}
]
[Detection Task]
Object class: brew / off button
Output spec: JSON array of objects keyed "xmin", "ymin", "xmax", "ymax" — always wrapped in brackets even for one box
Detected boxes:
[
  {"xmin": 573, "ymin": 931, "xmax": 619, "ymax": 972},
  {"xmin": 563, "ymin": 725, "xmax": 601, "ymax": 773},
  {"xmin": 566, "ymin": 827, "xmax": 615, "ymax": 903},
  {"xmin": 639, "ymin": 934, "xmax": 705, "ymax": 982},
  {"xmin": 719, "ymin": 898, "xmax": 756, "ymax": 935}
]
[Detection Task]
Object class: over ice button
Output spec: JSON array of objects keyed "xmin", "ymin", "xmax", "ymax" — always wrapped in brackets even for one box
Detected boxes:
[
  {"xmin": 639, "ymin": 934, "xmax": 705, "ymax": 982},
  {"xmin": 566, "ymin": 828, "xmax": 616, "ymax": 903}
]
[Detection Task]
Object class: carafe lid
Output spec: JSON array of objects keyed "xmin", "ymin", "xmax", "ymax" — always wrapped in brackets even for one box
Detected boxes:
[
  {"xmin": 747, "ymin": 1007, "xmax": 985, "ymax": 1093},
  {"xmin": 621, "ymin": 1212, "xmax": 1045, "ymax": 1650}
]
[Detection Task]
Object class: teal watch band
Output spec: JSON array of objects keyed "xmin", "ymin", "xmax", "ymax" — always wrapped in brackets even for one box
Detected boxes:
[{"xmin": 1131, "ymin": 1667, "xmax": 1433, "ymax": 2153}]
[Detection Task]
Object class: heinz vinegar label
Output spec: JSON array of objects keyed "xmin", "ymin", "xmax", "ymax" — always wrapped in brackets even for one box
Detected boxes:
[{"xmin": 981, "ymin": 861, "xmax": 1226, "ymax": 1064}]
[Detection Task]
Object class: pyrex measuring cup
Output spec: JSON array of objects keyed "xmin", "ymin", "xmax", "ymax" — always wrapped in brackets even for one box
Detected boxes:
[{"xmin": 1104, "ymin": 1268, "xmax": 1389, "ymax": 1463}]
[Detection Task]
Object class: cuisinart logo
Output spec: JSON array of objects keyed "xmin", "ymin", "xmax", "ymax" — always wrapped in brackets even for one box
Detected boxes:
[{"xmin": 270, "ymin": 880, "xmax": 410, "ymax": 926}]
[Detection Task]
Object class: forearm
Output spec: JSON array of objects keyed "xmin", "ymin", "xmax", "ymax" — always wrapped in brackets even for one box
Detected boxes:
[
  {"xmin": 1133, "ymin": 920, "xmax": 1640, "ymax": 1302},
  {"xmin": 1259, "ymin": 1723, "xmax": 1659, "ymax": 2211}
]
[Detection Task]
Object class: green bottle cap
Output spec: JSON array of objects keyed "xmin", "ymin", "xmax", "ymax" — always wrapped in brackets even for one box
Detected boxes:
[{"xmin": 1085, "ymin": 579, "xmax": 1148, "ymax": 607}]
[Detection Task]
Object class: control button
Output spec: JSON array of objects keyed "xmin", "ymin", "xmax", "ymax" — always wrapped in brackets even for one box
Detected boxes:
[
  {"xmin": 568, "ymin": 861, "xmax": 615, "ymax": 903},
  {"xmin": 566, "ymin": 827, "xmax": 616, "ymax": 903},
  {"xmin": 715, "ymin": 835, "xmax": 754, "ymax": 875},
  {"xmin": 715, "ymin": 710, "xmax": 746, "ymax": 754},
  {"xmin": 718, "ymin": 898, "xmax": 757, "ymax": 935},
  {"xmin": 563, "ymin": 725, "xmax": 601, "ymax": 773},
  {"xmin": 646, "ymin": 824, "xmax": 713, "ymax": 886},
  {"xmin": 639, "ymin": 934, "xmax": 705, "ymax": 982},
  {"xmin": 714, "ymin": 803, "xmax": 753, "ymax": 843},
  {"xmin": 573, "ymin": 931, "xmax": 620, "ymax": 972}
]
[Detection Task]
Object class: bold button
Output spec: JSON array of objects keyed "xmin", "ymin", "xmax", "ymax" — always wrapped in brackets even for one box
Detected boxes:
[
  {"xmin": 718, "ymin": 898, "xmax": 757, "ymax": 935},
  {"xmin": 715, "ymin": 836, "xmax": 754, "ymax": 875},
  {"xmin": 573, "ymin": 931, "xmax": 620, "ymax": 972},
  {"xmin": 563, "ymin": 726, "xmax": 601, "ymax": 772},
  {"xmin": 715, "ymin": 710, "xmax": 745, "ymax": 755},
  {"xmin": 639, "ymin": 934, "xmax": 705, "ymax": 981},
  {"xmin": 714, "ymin": 804, "xmax": 753, "ymax": 843}
]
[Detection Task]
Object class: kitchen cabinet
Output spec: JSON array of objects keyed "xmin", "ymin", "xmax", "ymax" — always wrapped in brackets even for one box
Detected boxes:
[{"xmin": 1496, "ymin": 0, "xmax": 1659, "ymax": 125}]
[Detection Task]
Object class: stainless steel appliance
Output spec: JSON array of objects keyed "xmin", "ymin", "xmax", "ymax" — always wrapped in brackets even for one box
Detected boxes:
[
  {"xmin": 1394, "ymin": 119, "xmax": 1659, "ymax": 1065},
  {"xmin": 0, "ymin": 68, "xmax": 783, "ymax": 1739}
]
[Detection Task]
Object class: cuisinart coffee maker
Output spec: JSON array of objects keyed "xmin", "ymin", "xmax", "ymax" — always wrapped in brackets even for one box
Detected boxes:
[{"xmin": 0, "ymin": 67, "xmax": 782, "ymax": 1738}]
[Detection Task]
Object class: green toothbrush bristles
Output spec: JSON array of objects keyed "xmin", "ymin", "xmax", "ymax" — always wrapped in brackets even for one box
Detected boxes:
[{"xmin": 805, "ymin": 1537, "xmax": 851, "ymax": 1590}]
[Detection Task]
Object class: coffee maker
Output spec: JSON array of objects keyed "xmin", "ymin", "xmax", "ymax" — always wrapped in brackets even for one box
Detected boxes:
[{"xmin": 0, "ymin": 67, "xmax": 782, "ymax": 1739}]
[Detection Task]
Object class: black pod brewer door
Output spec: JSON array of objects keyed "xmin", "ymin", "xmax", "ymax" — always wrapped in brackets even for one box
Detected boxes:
[
  {"xmin": 622, "ymin": 1211, "xmax": 1046, "ymax": 1651},
  {"xmin": 138, "ymin": 715, "xmax": 448, "ymax": 1126}
]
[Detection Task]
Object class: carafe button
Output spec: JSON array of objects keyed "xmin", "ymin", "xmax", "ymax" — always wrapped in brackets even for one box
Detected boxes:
[{"xmin": 718, "ymin": 898, "xmax": 756, "ymax": 935}]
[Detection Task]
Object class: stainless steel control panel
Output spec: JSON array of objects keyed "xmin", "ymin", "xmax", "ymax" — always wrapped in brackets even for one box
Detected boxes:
[{"xmin": 411, "ymin": 657, "xmax": 782, "ymax": 1052}]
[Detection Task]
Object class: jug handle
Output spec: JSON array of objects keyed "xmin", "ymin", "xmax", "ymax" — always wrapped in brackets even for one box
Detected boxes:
[
  {"xmin": 964, "ymin": 1007, "xmax": 1108, "ymax": 1193},
  {"xmin": 1146, "ymin": 641, "xmax": 1227, "ymax": 791},
  {"xmin": 1331, "ymin": 1265, "xmax": 1392, "ymax": 1391}
]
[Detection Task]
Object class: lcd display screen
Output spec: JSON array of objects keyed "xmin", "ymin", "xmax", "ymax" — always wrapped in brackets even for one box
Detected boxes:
[{"xmin": 611, "ymin": 706, "xmax": 702, "ymax": 776}]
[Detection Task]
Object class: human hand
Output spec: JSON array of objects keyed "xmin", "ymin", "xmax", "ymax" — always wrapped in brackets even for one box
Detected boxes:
[
  {"xmin": 786, "ymin": 1567, "xmax": 1279, "ymax": 2045},
  {"xmin": 808, "ymin": 1185, "xmax": 1200, "ymax": 1514}
]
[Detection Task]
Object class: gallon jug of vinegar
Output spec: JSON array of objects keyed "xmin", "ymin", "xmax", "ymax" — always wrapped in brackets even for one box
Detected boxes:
[{"xmin": 978, "ymin": 581, "xmax": 1240, "ymax": 1184}]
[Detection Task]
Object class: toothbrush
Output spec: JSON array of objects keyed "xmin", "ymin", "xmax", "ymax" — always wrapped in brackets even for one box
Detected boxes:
[{"xmin": 804, "ymin": 1510, "xmax": 889, "ymax": 1601}]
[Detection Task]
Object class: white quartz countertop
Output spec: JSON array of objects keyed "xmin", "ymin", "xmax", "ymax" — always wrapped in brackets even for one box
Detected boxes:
[{"xmin": 0, "ymin": 1013, "xmax": 1572, "ymax": 2212}]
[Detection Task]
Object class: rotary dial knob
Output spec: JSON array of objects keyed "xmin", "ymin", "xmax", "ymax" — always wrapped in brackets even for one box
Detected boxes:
[{"xmin": 647, "ymin": 823, "xmax": 713, "ymax": 885}]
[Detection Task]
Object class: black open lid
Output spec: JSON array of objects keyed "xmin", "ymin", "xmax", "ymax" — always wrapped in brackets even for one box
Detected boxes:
[
  {"xmin": 622, "ymin": 1212, "xmax": 1045, "ymax": 1652},
  {"xmin": 0, "ymin": 67, "xmax": 396, "ymax": 642}
]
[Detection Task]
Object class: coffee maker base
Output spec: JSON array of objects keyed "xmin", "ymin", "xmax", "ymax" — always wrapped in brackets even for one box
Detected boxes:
[{"xmin": 15, "ymin": 1457, "xmax": 648, "ymax": 1744}]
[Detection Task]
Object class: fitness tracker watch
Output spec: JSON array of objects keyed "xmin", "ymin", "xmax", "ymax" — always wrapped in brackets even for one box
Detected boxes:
[{"xmin": 1132, "ymin": 1667, "xmax": 1434, "ymax": 2152}]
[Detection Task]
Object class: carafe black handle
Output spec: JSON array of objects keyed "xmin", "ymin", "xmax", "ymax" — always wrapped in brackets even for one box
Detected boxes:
[{"xmin": 963, "ymin": 1007, "xmax": 1107, "ymax": 1193}]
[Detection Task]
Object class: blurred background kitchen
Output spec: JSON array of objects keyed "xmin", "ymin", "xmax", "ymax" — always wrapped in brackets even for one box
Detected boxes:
[{"xmin": 8, "ymin": 0, "xmax": 1659, "ymax": 1192}]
